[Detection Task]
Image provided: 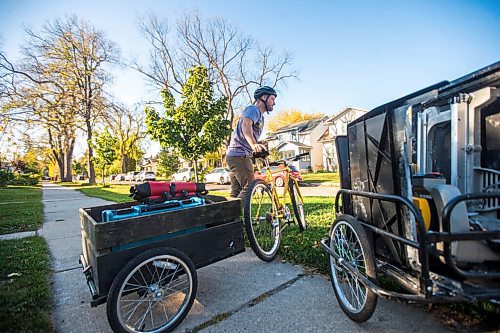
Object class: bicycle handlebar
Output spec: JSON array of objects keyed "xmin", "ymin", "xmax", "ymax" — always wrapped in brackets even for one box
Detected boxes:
[{"xmin": 254, "ymin": 151, "xmax": 309, "ymax": 167}]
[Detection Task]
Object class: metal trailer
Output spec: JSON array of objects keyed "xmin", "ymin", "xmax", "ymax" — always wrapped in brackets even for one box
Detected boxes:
[
  {"xmin": 321, "ymin": 61, "xmax": 500, "ymax": 322},
  {"xmin": 79, "ymin": 195, "xmax": 244, "ymax": 332}
]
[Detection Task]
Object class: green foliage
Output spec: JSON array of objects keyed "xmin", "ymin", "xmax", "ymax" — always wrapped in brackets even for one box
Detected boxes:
[
  {"xmin": 0, "ymin": 236, "xmax": 53, "ymax": 332},
  {"xmin": 156, "ymin": 148, "xmax": 181, "ymax": 177},
  {"xmin": 145, "ymin": 65, "xmax": 231, "ymax": 163},
  {"xmin": 91, "ymin": 131, "xmax": 118, "ymax": 184},
  {"xmin": 72, "ymin": 160, "xmax": 86, "ymax": 176},
  {"xmin": 0, "ymin": 170, "xmax": 15, "ymax": 187}
]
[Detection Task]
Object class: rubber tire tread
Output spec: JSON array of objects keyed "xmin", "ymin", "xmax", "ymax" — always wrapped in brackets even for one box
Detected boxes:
[
  {"xmin": 243, "ymin": 179, "xmax": 280, "ymax": 262},
  {"xmin": 328, "ymin": 214, "xmax": 377, "ymax": 322},
  {"xmin": 106, "ymin": 247, "xmax": 197, "ymax": 333},
  {"xmin": 289, "ymin": 180, "xmax": 307, "ymax": 231}
]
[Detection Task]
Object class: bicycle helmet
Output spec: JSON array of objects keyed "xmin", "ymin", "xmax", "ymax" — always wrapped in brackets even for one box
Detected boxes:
[
  {"xmin": 254, "ymin": 86, "xmax": 277, "ymax": 100},
  {"xmin": 254, "ymin": 86, "xmax": 277, "ymax": 112}
]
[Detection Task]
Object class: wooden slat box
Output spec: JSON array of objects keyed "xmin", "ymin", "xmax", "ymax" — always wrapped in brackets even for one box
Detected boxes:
[{"xmin": 80, "ymin": 196, "xmax": 244, "ymax": 302}]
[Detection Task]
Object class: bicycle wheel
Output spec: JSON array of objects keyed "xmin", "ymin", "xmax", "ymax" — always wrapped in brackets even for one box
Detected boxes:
[
  {"xmin": 107, "ymin": 247, "xmax": 197, "ymax": 333},
  {"xmin": 328, "ymin": 215, "xmax": 377, "ymax": 322},
  {"xmin": 243, "ymin": 179, "xmax": 281, "ymax": 262},
  {"xmin": 289, "ymin": 180, "xmax": 306, "ymax": 231}
]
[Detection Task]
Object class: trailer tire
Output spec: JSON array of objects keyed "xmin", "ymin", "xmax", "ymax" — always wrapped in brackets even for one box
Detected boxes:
[
  {"xmin": 328, "ymin": 215, "xmax": 377, "ymax": 322},
  {"xmin": 107, "ymin": 247, "xmax": 197, "ymax": 333}
]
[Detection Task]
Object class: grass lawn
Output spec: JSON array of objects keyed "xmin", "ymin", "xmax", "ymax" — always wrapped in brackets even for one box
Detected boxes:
[
  {"xmin": 301, "ymin": 172, "xmax": 339, "ymax": 184},
  {"xmin": 0, "ymin": 185, "xmax": 43, "ymax": 234},
  {"xmin": 58, "ymin": 182, "xmax": 132, "ymax": 202},
  {"xmin": 0, "ymin": 236, "xmax": 53, "ymax": 333},
  {"xmin": 0, "ymin": 184, "xmax": 52, "ymax": 332}
]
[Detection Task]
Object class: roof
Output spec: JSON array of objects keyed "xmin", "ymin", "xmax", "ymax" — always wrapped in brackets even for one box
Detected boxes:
[
  {"xmin": 272, "ymin": 117, "xmax": 328, "ymax": 135},
  {"xmin": 317, "ymin": 128, "xmax": 334, "ymax": 142},
  {"xmin": 326, "ymin": 107, "xmax": 368, "ymax": 123},
  {"xmin": 276, "ymin": 141, "xmax": 312, "ymax": 150}
]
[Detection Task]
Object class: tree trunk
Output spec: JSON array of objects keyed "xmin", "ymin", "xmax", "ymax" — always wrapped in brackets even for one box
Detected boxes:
[
  {"xmin": 86, "ymin": 120, "xmax": 96, "ymax": 184},
  {"xmin": 193, "ymin": 159, "xmax": 199, "ymax": 183},
  {"xmin": 102, "ymin": 168, "xmax": 105, "ymax": 186},
  {"xmin": 62, "ymin": 142, "xmax": 74, "ymax": 182}
]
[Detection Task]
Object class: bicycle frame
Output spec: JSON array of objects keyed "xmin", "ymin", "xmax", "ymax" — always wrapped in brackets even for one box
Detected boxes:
[{"xmin": 258, "ymin": 157, "xmax": 304, "ymax": 223}]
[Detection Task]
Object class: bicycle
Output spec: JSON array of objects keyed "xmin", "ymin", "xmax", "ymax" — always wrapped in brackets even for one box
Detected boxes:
[{"xmin": 243, "ymin": 151, "xmax": 309, "ymax": 261}]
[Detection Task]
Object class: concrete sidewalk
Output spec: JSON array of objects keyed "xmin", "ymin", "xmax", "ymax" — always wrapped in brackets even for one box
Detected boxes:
[{"xmin": 40, "ymin": 182, "xmax": 449, "ymax": 333}]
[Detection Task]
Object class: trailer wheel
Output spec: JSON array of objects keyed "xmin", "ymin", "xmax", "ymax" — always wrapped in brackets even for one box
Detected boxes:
[
  {"xmin": 107, "ymin": 247, "xmax": 197, "ymax": 333},
  {"xmin": 328, "ymin": 215, "xmax": 377, "ymax": 322}
]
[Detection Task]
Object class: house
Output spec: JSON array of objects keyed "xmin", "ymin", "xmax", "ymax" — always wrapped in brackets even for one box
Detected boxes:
[
  {"xmin": 139, "ymin": 157, "xmax": 158, "ymax": 173},
  {"xmin": 318, "ymin": 107, "xmax": 368, "ymax": 172},
  {"xmin": 266, "ymin": 117, "xmax": 329, "ymax": 172}
]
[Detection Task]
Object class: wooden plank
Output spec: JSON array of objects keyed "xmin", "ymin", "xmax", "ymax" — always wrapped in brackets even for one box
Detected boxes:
[
  {"xmin": 94, "ymin": 219, "xmax": 244, "ymax": 296},
  {"xmin": 85, "ymin": 199, "xmax": 241, "ymax": 250}
]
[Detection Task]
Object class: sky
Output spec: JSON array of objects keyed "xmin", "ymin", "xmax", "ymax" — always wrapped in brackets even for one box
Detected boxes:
[
  {"xmin": 2, "ymin": 0, "xmax": 499, "ymax": 114},
  {"xmin": 1, "ymin": 0, "xmax": 499, "ymax": 156}
]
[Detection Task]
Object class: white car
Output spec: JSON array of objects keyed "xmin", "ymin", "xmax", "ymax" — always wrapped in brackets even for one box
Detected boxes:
[
  {"xmin": 171, "ymin": 167, "xmax": 193, "ymax": 182},
  {"xmin": 204, "ymin": 167, "xmax": 230, "ymax": 184},
  {"xmin": 125, "ymin": 171, "xmax": 139, "ymax": 181},
  {"xmin": 136, "ymin": 171, "xmax": 156, "ymax": 182}
]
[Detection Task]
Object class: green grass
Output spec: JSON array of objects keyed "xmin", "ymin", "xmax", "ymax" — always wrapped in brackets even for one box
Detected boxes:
[
  {"xmin": 58, "ymin": 182, "xmax": 133, "ymax": 202},
  {"xmin": 301, "ymin": 172, "xmax": 339, "ymax": 184},
  {"xmin": 0, "ymin": 185, "xmax": 43, "ymax": 234},
  {"xmin": 0, "ymin": 236, "xmax": 53, "ymax": 333}
]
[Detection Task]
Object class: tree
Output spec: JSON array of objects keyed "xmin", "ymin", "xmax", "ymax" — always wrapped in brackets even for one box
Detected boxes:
[
  {"xmin": 135, "ymin": 11, "xmax": 298, "ymax": 143},
  {"xmin": 266, "ymin": 109, "xmax": 325, "ymax": 132},
  {"xmin": 91, "ymin": 131, "xmax": 117, "ymax": 186},
  {"xmin": 104, "ymin": 103, "xmax": 146, "ymax": 173},
  {"xmin": 156, "ymin": 148, "xmax": 180, "ymax": 178},
  {"xmin": 145, "ymin": 65, "xmax": 230, "ymax": 182},
  {"xmin": 0, "ymin": 16, "xmax": 118, "ymax": 184}
]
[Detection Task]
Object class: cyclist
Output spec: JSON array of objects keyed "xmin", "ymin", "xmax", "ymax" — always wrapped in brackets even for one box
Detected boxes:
[{"xmin": 226, "ymin": 86, "xmax": 277, "ymax": 198}]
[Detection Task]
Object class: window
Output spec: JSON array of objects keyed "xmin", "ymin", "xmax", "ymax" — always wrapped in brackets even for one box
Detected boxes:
[{"xmin": 299, "ymin": 149, "xmax": 310, "ymax": 161}]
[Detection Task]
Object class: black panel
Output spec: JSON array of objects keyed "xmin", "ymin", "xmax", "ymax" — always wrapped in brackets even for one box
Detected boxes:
[{"xmin": 335, "ymin": 136, "xmax": 351, "ymax": 212}]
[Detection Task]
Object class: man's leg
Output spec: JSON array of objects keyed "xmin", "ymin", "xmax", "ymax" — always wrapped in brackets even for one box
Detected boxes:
[
  {"xmin": 226, "ymin": 156, "xmax": 242, "ymax": 198},
  {"xmin": 226, "ymin": 156, "xmax": 254, "ymax": 199}
]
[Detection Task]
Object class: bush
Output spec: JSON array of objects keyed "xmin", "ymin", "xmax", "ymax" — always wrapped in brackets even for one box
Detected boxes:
[
  {"xmin": 0, "ymin": 170, "xmax": 15, "ymax": 187},
  {"xmin": 0, "ymin": 170, "xmax": 40, "ymax": 186}
]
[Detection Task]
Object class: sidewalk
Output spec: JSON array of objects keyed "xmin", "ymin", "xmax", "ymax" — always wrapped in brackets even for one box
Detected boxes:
[{"xmin": 39, "ymin": 182, "xmax": 449, "ymax": 333}]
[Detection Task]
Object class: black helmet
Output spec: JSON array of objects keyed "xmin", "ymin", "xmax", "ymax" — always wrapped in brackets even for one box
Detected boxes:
[{"xmin": 254, "ymin": 86, "xmax": 277, "ymax": 100}]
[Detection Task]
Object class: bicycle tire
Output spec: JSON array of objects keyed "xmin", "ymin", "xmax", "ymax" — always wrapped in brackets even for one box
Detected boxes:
[
  {"xmin": 243, "ymin": 179, "xmax": 281, "ymax": 261},
  {"xmin": 106, "ymin": 247, "xmax": 197, "ymax": 333},
  {"xmin": 328, "ymin": 215, "xmax": 377, "ymax": 322},
  {"xmin": 289, "ymin": 180, "xmax": 307, "ymax": 231}
]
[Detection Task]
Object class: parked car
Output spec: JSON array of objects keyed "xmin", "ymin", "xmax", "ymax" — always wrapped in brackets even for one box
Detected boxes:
[
  {"xmin": 254, "ymin": 165, "xmax": 302, "ymax": 187},
  {"xmin": 171, "ymin": 167, "xmax": 193, "ymax": 182},
  {"xmin": 73, "ymin": 174, "xmax": 85, "ymax": 181},
  {"xmin": 125, "ymin": 171, "xmax": 140, "ymax": 181},
  {"xmin": 136, "ymin": 171, "xmax": 156, "ymax": 182},
  {"xmin": 108, "ymin": 174, "xmax": 117, "ymax": 181},
  {"xmin": 204, "ymin": 167, "xmax": 230, "ymax": 184},
  {"xmin": 115, "ymin": 173, "xmax": 126, "ymax": 181}
]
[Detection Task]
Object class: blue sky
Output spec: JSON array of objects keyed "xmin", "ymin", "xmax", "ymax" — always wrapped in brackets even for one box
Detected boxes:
[{"xmin": 1, "ymin": 0, "xmax": 499, "ymax": 117}]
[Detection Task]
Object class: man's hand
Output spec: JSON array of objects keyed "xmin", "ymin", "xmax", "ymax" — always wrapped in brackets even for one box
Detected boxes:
[{"xmin": 251, "ymin": 143, "xmax": 267, "ymax": 153}]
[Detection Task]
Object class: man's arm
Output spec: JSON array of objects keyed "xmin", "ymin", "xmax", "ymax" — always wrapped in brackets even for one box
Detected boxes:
[{"xmin": 242, "ymin": 118, "xmax": 266, "ymax": 153}]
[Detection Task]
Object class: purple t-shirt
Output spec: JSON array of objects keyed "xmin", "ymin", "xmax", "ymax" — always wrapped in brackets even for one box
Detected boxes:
[{"xmin": 226, "ymin": 105, "xmax": 264, "ymax": 157}]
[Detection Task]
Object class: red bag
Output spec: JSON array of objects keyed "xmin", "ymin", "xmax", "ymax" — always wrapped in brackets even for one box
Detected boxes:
[{"xmin": 130, "ymin": 181, "xmax": 207, "ymax": 203}]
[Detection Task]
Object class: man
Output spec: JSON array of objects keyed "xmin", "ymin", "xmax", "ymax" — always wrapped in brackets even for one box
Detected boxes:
[{"xmin": 226, "ymin": 86, "xmax": 277, "ymax": 198}]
